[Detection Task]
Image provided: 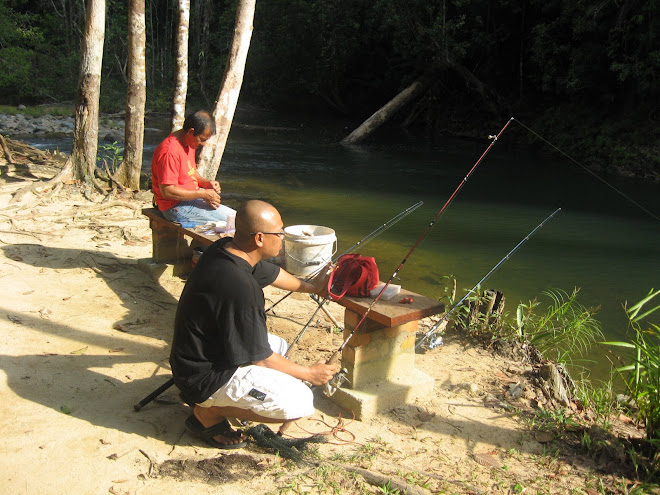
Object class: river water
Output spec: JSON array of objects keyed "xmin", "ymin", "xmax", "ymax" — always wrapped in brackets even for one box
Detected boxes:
[{"xmin": 23, "ymin": 121, "xmax": 660, "ymax": 381}]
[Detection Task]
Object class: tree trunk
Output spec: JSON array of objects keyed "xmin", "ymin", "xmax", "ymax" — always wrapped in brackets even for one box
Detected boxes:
[
  {"xmin": 115, "ymin": 0, "xmax": 147, "ymax": 191},
  {"xmin": 340, "ymin": 78, "xmax": 429, "ymax": 146},
  {"xmin": 196, "ymin": 0, "xmax": 255, "ymax": 181},
  {"xmin": 71, "ymin": 0, "xmax": 106, "ymax": 182},
  {"xmin": 171, "ymin": 0, "xmax": 190, "ymax": 132}
]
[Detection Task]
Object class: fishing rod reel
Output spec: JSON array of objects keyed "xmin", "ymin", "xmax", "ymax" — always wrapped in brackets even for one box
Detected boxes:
[
  {"xmin": 323, "ymin": 368, "xmax": 349, "ymax": 397},
  {"xmin": 415, "ymin": 333, "xmax": 444, "ymax": 353}
]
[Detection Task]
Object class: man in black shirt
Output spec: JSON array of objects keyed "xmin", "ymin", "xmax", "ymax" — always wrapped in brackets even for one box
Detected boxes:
[{"xmin": 170, "ymin": 200, "xmax": 336, "ymax": 448}]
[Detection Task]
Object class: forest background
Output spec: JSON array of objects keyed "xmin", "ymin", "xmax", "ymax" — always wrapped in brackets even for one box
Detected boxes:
[{"xmin": 1, "ymin": 0, "xmax": 658, "ymax": 180}]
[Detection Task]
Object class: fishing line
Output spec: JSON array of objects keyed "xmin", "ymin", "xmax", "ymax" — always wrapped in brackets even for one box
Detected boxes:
[
  {"xmin": 512, "ymin": 118, "xmax": 660, "ymax": 223},
  {"xmin": 415, "ymin": 207, "xmax": 562, "ymax": 351},
  {"xmin": 325, "ymin": 118, "xmax": 515, "ymax": 365}
]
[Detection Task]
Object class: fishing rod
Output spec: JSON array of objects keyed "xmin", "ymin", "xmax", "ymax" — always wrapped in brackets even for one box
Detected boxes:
[
  {"xmin": 415, "ymin": 207, "xmax": 562, "ymax": 351},
  {"xmin": 325, "ymin": 118, "xmax": 514, "ymax": 368},
  {"xmin": 265, "ymin": 200, "xmax": 424, "ymax": 313}
]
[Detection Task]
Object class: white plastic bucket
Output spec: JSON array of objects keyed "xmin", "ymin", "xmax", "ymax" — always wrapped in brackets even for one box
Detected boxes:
[{"xmin": 284, "ymin": 225, "xmax": 337, "ymax": 277}]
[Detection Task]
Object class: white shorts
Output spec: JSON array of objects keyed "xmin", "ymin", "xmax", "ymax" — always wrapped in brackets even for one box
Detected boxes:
[{"xmin": 197, "ymin": 334, "xmax": 315, "ymax": 420}]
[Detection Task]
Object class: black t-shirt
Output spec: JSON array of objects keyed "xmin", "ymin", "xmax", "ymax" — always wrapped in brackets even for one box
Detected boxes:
[{"xmin": 169, "ymin": 237, "xmax": 280, "ymax": 404}]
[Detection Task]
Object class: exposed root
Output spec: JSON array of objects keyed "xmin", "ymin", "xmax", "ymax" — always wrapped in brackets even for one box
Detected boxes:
[
  {"xmin": 9, "ymin": 155, "xmax": 73, "ymax": 206},
  {"xmin": 0, "ymin": 134, "xmax": 16, "ymax": 165}
]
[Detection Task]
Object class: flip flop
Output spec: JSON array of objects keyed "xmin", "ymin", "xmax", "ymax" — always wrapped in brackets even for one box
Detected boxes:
[{"xmin": 185, "ymin": 415, "xmax": 247, "ymax": 449}]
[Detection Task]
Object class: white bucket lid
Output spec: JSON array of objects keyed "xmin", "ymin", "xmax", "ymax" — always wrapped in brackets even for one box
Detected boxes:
[{"xmin": 284, "ymin": 225, "xmax": 335, "ymax": 241}]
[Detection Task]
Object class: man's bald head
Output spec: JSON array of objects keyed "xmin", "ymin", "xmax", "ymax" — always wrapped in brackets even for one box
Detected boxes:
[{"xmin": 234, "ymin": 200, "xmax": 282, "ymax": 241}]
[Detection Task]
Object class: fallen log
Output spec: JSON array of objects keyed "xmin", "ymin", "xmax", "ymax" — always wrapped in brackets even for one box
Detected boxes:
[{"xmin": 341, "ymin": 78, "xmax": 429, "ymax": 145}]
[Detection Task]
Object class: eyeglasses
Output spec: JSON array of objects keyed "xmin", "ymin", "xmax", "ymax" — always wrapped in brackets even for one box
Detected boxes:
[{"xmin": 250, "ymin": 231, "xmax": 286, "ymax": 238}]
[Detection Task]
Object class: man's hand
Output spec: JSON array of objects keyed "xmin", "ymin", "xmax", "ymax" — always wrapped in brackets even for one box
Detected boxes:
[
  {"xmin": 306, "ymin": 359, "xmax": 338, "ymax": 386},
  {"xmin": 200, "ymin": 188, "xmax": 221, "ymax": 208},
  {"xmin": 208, "ymin": 180, "xmax": 222, "ymax": 194},
  {"xmin": 309, "ymin": 263, "xmax": 333, "ymax": 295}
]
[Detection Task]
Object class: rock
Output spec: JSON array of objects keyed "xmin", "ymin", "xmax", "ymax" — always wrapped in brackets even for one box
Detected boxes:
[
  {"xmin": 539, "ymin": 363, "xmax": 571, "ymax": 407},
  {"xmin": 534, "ymin": 430, "xmax": 554, "ymax": 443},
  {"xmin": 17, "ymin": 104, "xmax": 26, "ymax": 110},
  {"xmin": 1, "ymin": 112, "xmax": 125, "ymax": 141},
  {"xmin": 507, "ymin": 382, "xmax": 523, "ymax": 399}
]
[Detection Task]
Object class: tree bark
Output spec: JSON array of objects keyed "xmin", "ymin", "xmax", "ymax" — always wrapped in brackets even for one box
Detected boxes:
[
  {"xmin": 115, "ymin": 0, "xmax": 146, "ymax": 191},
  {"xmin": 340, "ymin": 79, "xmax": 429, "ymax": 145},
  {"xmin": 171, "ymin": 0, "xmax": 190, "ymax": 132},
  {"xmin": 196, "ymin": 0, "xmax": 255, "ymax": 181},
  {"xmin": 71, "ymin": 0, "xmax": 106, "ymax": 182}
]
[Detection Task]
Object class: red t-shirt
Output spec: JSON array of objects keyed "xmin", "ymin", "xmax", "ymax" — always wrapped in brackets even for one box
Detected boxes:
[{"xmin": 151, "ymin": 134, "xmax": 199, "ymax": 211}]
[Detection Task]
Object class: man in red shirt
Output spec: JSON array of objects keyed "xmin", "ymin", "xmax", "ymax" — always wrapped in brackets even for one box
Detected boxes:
[{"xmin": 151, "ymin": 110, "xmax": 236, "ymax": 226}]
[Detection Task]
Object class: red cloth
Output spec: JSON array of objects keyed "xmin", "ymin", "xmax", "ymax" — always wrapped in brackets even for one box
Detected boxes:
[
  {"xmin": 327, "ymin": 254, "xmax": 380, "ymax": 301},
  {"xmin": 151, "ymin": 134, "xmax": 200, "ymax": 211}
]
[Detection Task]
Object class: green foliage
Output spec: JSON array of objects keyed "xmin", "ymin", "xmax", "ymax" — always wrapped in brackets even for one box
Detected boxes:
[
  {"xmin": 529, "ymin": 407, "xmax": 580, "ymax": 432},
  {"xmin": 0, "ymin": 0, "xmax": 79, "ymax": 103},
  {"xmin": 0, "ymin": 0, "xmax": 658, "ymax": 176},
  {"xmin": 376, "ymin": 480, "xmax": 400, "ymax": 494},
  {"xmin": 435, "ymin": 274, "xmax": 457, "ymax": 307},
  {"xmin": 515, "ymin": 288, "xmax": 603, "ymax": 367},
  {"xmin": 0, "ymin": 105, "xmax": 73, "ymax": 117},
  {"xmin": 98, "ymin": 141, "xmax": 124, "ymax": 174},
  {"xmin": 604, "ymin": 288, "xmax": 660, "ymax": 468}
]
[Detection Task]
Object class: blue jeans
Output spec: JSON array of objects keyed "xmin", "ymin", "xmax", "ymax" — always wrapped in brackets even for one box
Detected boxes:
[{"xmin": 162, "ymin": 199, "xmax": 236, "ymax": 227}]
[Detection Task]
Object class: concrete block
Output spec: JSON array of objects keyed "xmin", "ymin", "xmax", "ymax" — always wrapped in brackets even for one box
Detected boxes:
[{"xmin": 331, "ymin": 368, "xmax": 434, "ymax": 420}]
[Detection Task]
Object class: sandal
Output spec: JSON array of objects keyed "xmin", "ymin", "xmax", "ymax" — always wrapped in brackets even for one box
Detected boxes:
[{"xmin": 185, "ymin": 414, "xmax": 247, "ymax": 449}]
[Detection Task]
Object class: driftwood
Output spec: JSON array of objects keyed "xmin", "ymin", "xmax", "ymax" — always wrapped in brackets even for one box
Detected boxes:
[
  {"xmin": 335, "ymin": 463, "xmax": 429, "ymax": 495},
  {"xmin": 341, "ymin": 78, "xmax": 430, "ymax": 145},
  {"xmin": 466, "ymin": 289, "xmax": 506, "ymax": 331},
  {"xmin": 0, "ymin": 135, "xmax": 15, "ymax": 165},
  {"xmin": 0, "ymin": 137, "xmax": 67, "ymax": 184},
  {"xmin": 9, "ymin": 155, "xmax": 73, "ymax": 206}
]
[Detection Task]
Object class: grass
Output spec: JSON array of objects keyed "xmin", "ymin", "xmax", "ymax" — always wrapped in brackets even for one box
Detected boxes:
[
  {"xmin": 515, "ymin": 288, "xmax": 603, "ymax": 367},
  {"xmin": 0, "ymin": 104, "xmax": 74, "ymax": 117},
  {"xmin": 603, "ymin": 288, "xmax": 660, "ymax": 479}
]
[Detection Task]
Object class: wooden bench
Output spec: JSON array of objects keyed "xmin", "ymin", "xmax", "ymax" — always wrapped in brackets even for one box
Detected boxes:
[
  {"xmin": 330, "ymin": 287, "xmax": 445, "ymax": 419},
  {"xmin": 141, "ymin": 207, "xmax": 228, "ymax": 276}
]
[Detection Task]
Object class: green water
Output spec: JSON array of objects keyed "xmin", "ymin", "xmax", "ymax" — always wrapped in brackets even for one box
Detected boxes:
[{"xmin": 218, "ymin": 130, "xmax": 659, "ymax": 380}]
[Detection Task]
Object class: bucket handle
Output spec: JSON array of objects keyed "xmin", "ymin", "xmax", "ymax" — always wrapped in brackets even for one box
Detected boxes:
[{"xmin": 285, "ymin": 238, "xmax": 337, "ymax": 267}]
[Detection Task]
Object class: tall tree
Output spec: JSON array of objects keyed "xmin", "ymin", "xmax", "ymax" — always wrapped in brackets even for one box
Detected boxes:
[
  {"xmin": 196, "ymin": 0, "xmax": 255, "ymax": 180},
  {"xmin": 115, "ymin": 0, "xmax": 146, "ymax": 190},
  {"xmin": 71, "ymin": 0, "xmax": 106, "ymax": 183},
  {"xmin": 171, "ymin": 0, "xmax": 190, "ymax": 132}
]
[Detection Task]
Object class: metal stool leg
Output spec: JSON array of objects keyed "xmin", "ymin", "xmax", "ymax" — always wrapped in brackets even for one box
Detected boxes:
[{"xmin": 133, "ymin": 377, "xmax": 175, "ymax": 411}]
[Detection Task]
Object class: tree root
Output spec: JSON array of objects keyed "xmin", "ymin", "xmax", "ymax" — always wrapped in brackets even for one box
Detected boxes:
[
  {"xmin": 333, "ymin": 463, "xmax": 430, "ymax": 495},
  {"xmin": 103, "ymin": 159, "xmax": 129, "ymax": 193},
  {"xmin": 9, "ymin": 155, "xmax": 73, "ymax": 206},
  {"xmin": 74, "ymin": 200, "xmax": 142, "ymax": 213}
]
